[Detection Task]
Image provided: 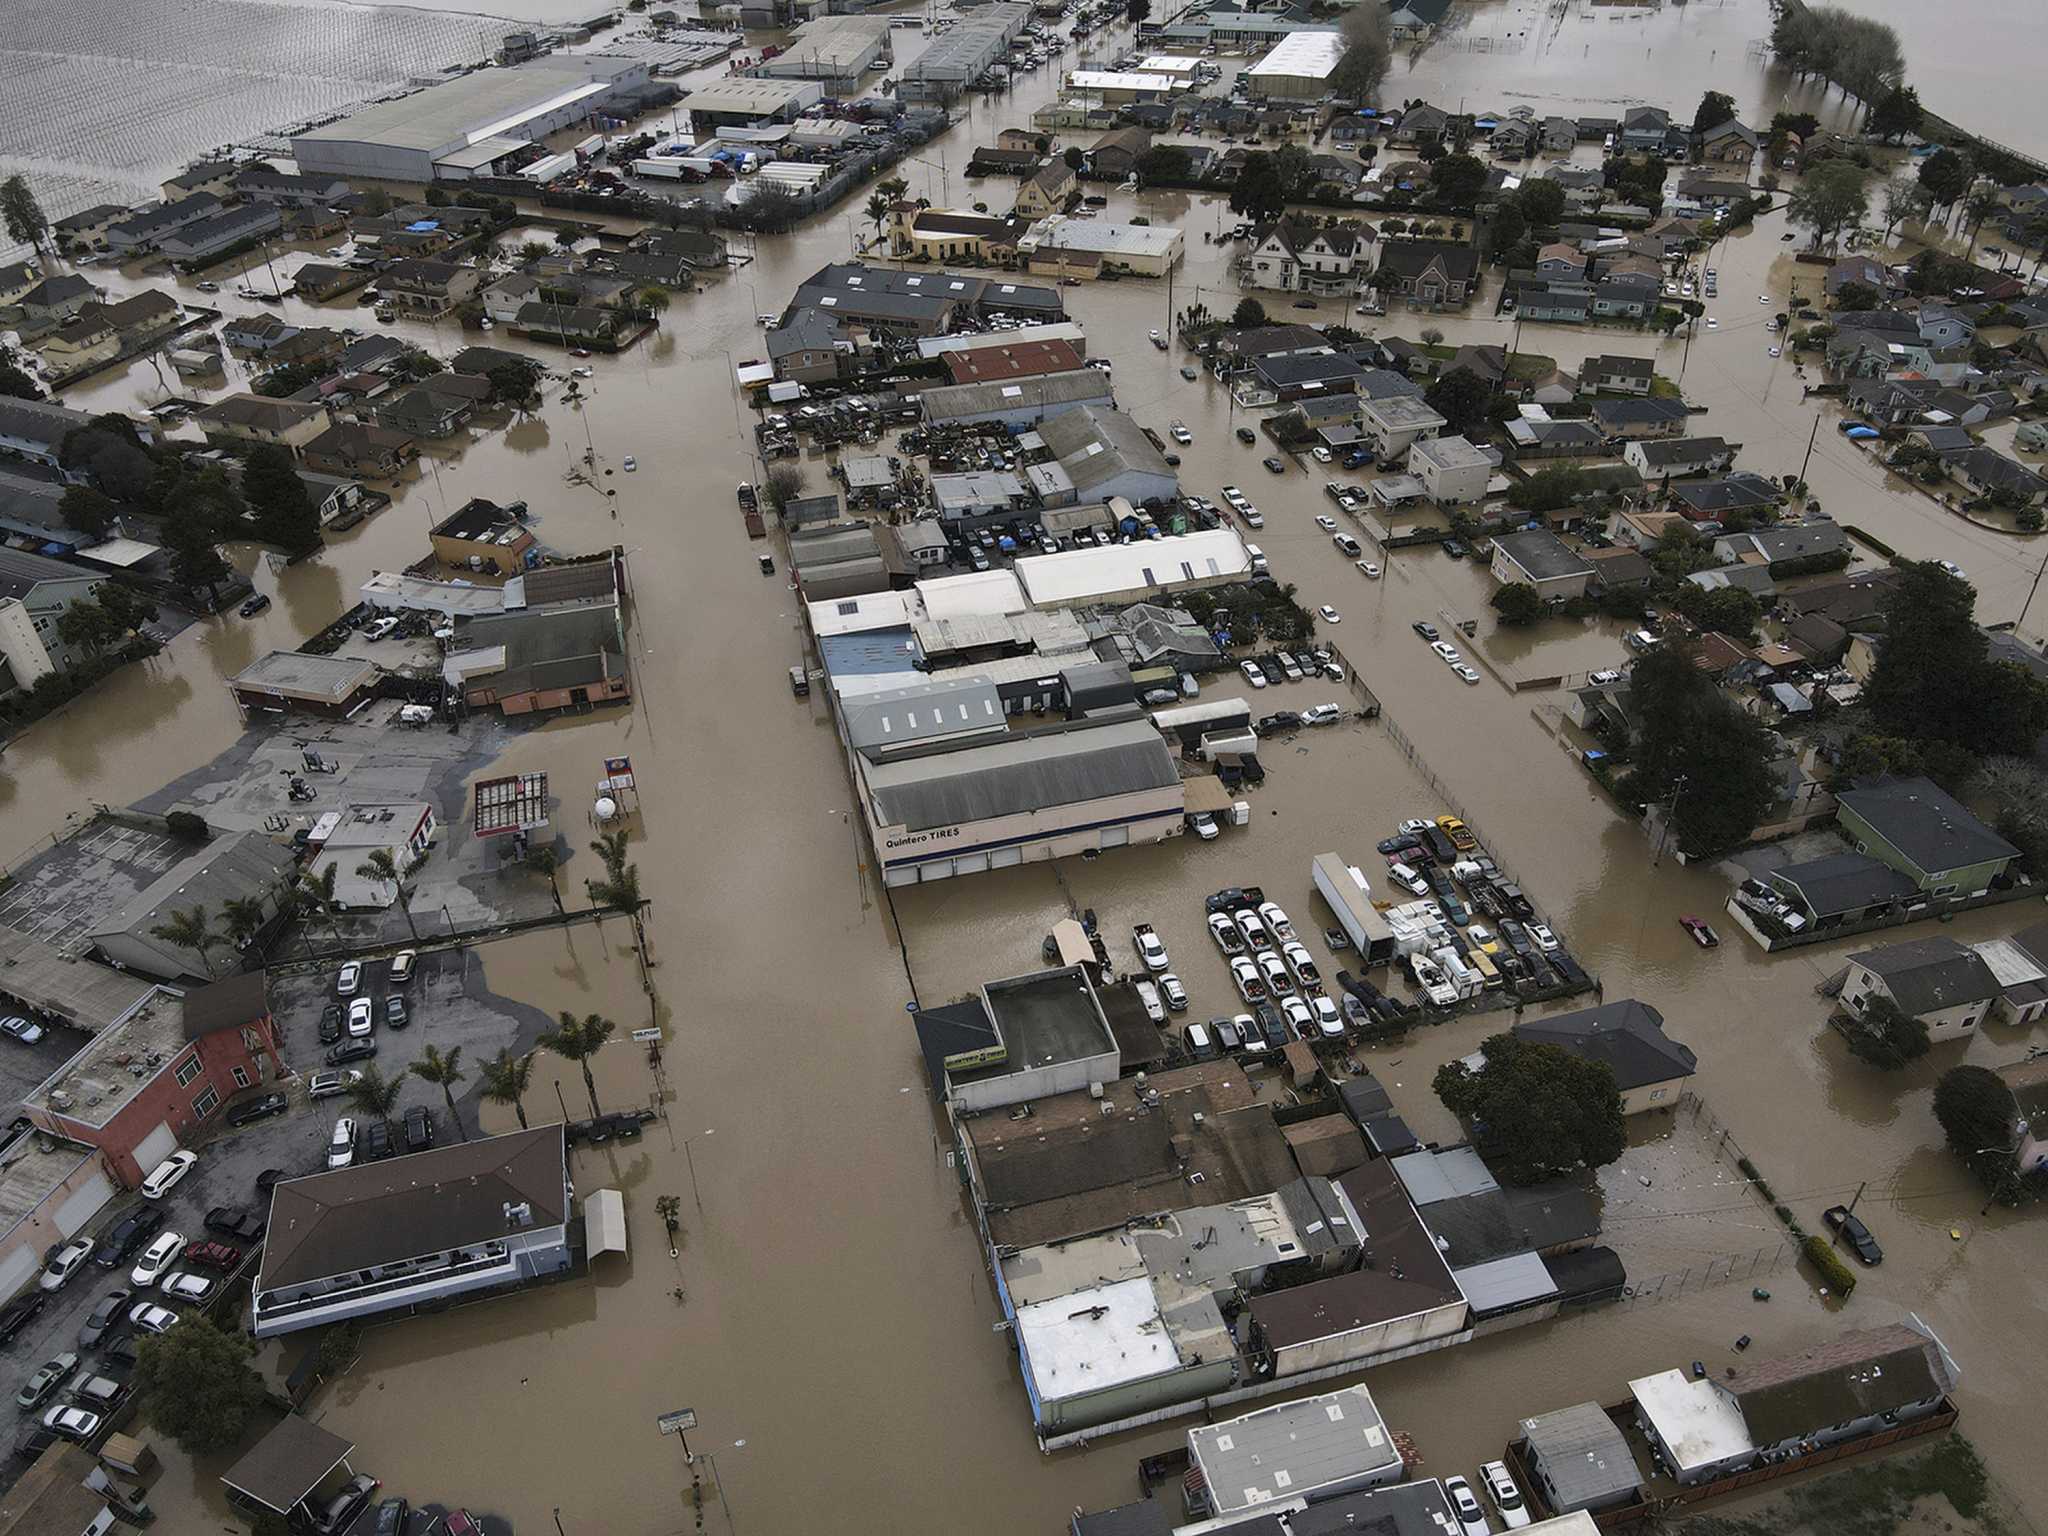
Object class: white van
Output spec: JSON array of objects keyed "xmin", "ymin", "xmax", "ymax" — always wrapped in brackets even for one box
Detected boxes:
[
  {"xmin": 1132, "ymin": 979, "xmax": 1166, "ymax": 1023},
  {"xmin": 1244, "ymin": 543, "xmax": 1269, "ymax": 575}
]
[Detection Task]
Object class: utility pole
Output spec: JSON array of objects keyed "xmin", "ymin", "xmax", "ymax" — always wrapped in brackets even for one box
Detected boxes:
[
  {"xmin": 2016, "ymin": 545, "xmax": 2048, "ymax": 637},
  {"xmin": 1797, "ymin": 413, "xmax": 1821, "ymax": 491},
  {"xmin": 1651, "ymin": 773, "xmax": 1688, "ymax": 867},
  {"xmin": 1831, "ymin": 1180, "xmax": 1867, "ymax": 1249}
]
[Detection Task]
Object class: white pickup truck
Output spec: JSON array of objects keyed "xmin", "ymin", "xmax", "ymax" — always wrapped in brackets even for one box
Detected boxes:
[{"xmin": 1132, "ymin": 923, "xmax": 1169, "ymax": 973}]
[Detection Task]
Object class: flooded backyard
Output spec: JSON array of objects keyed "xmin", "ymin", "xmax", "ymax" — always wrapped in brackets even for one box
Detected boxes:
[{"xmin": 2, "ymin": 2, "xmax": 2047, "ymax": 1530}]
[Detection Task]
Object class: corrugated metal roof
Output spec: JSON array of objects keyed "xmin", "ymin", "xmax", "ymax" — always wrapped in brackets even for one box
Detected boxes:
[
  {"xmin": 864, "ymin": 717, "xmax": 1175, "ymax": 831},
  {"xmin": 1451, "ymin": 1251, "xmax": 1558, "ymax": 1313}
]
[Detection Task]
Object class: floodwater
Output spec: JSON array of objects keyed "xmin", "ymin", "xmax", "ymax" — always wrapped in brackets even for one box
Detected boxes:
[{"xmin": 8, "ymin": 10, "xmax": 2048, "ymax": 1533}]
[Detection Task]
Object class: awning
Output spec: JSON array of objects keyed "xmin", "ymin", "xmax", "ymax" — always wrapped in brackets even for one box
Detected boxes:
[
  {"xmin": 221, "ymin": 1415, "xmax": 354, "ymax": 1515},
  {"xmin": 585, "ymin": 1188, "xmax": 628, "ymax": 1258},
  {"xmin": 1049, "ymin": 917, "xmax": 1093, "ymax": 969},
  {"xmin": 1181, "ymin": 777, "xmax": 1236, "ymax": 815}
]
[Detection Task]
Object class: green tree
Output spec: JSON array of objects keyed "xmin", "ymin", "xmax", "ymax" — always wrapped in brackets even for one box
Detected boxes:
[
  {"xmin": 1507, "ymin": 465, "xmax": 1588, "ymax": 512},
  {"xmin": 242, "ymin": 443, "xmax": 319, "ymax": 553},
  {"xmin": 1832, "ymin": 279, "xmax": 1882, "ymax": 313},
  {"xmin": 410, "ymin": 1044, "xmax": 468, "ymax": 1142},
  {"xmin": 526, "ymin": 845, "xmax": 563, "ymax": 910},
  {"xmin": 1424, "ymin": 365, "xmax": 1491, "ymax": 434},
  {"xmin": 1691, "ymin": 90, "xmax": 1736, "ymax": 133},
  {"xmin": 220, "ymin": 895, "xmax": 269, "ymax": 950},
  {"xmin": 1124, "ymin": 0, "xmax": 1150, "ymax": 22},
  {"xmin": 54, "ymin": 593, "xmax": 135, "ymax": 659},
  {"xmin": 1429, "ymin": 153, "xmax": 1487, "ymax": 207},
  {"xmin": 348, "ymin": 1065, "xmax": 406, "ymax": 1130},
  {"xmin": 131, "ymin": 1315, "xmax": 265, "ymax": 1453},
  {"xmin": 486, "ymin": 359, "xmax": 544, "ymax": 409},
  {"xmin": 290, "ymin": 862, "xmax": 343, "ymax": 946},
  {"xmin": 1490, "ymin": 582, "xmax": 1542, "ymax": 625},
  {"xmin": 1063, "ymin": 146, "xmax": 1085, "ymax": 172},
  {"xmin": 635, "ymin": 285, "xmax": 671, "ymax": 323},
  {"xmin": 0, "ymin": 358, "xmax": 44, "ymax": 401},
  {"xmin": 149, "ymin": 905, "xmax": 220, "ymax": 977},
  {"xmin": 542, "ymin": 1011, "xmax": 618, "ymax": 1118},
  {"xmin": 1678, "ymin": 584, "xmax": 1762, "ymax": 639},
  {"xmin": 1614, "ymin": 646, "xmax": 1778, "ymax": 856},
  {"xmin": 480, "ymin": 1047, "xmax": 535, "ymax": 1129},
  {"xmin": 553, "ymin": 226, "xmax": 579, "ymax": 248},
  {"xmin": 1516, "ymin": 178, "xmax": 1566, "ymax": 227},
  {"xmin": 1, "ymin": 175, "xmax": 49, "ymax": 255},
  {"xmin": 353, "ymin": 847, "xmax": 419, "ymax": 940},
  {"xmin": 1866, "ymin": 563, "xmax": 2007, "ymax": 754},
  {"xmin": 864, "ymin": 190, "xmax": 890, "ymax": 245},
  {"xmin": 1841, "ymin": 994, "xmax": 1931, "ymax": 1070},
  {"xmin": 1484, "ymin": 197, "xmax": 1526, "ymax": 262},
  {"xmin": 1963, "ymin": 183, "xmax": 2005, "ymax": 249},
  {"xmin": 1229, "ymin": 153, "xmax": 1289, "ymax": 223},
  {"xmin": 1230, "ymin": 296, "xmax": 1268, "ymax": 328},
  {"xmin": 1434, "ymin": 1033, "xmax": 1626, "ymax": 1185},
  {"xmin": 762, "ymin": 464, "xmax": 807, "ymax": 516},
  {"xmin": 1328, "ymin": 4, "xmax": 1391, "ymax": 103},
  {"xmin": 1933, "ymin": 1065, "xmax": 2024, "ymax": 1202},
  {"xmin": 358, "ymin": 185, "xmax": 392, "ymax": 216},
  {"xmin": 1918, "ymin": 147, "xmax": 1972, "ymax": 215},
  {"xmin": 1788, "ymin": 159, "xmax": 1868, "ymax": 250},
  {"xmin": 1135, "ymin": 145, "xmax": 1193, "ymax": 186},
  {"xmin": 1868, "ymin": 84, "xmax": 1922, "ymax": 142}
]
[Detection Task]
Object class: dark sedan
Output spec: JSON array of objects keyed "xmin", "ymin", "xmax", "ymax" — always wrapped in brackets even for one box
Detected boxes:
[
  {"xmin": 92, "ymin": 1208, "xmax": 163, "ymax": 1269},
  {"xmin": 225, "ymin": 1091, "xmax": 290, "ymax": 1127},
  {"xmin": 1261, "ymin": 456, "xmax": 1285, "ymax": 474},
  {"xmin": 1823, "ymin": 1205, "xmax": 1883, "ymax": 1265},
  {"xmin": 326, "ymin": 1038, "xmax": 378, "ymax": 1066},
  {"xmin": 77, "ymin": 1289, "xmax": 132, "ymax": 1350},
  {"xmin": 1377, "ymin": 834, "xmax": 1422, "ymax": 856}
]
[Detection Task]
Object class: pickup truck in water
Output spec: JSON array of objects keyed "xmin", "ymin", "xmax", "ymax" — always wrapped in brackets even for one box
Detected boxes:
[{"xmin": 1132, "ymin": 923, "xmax": 1169, "ymax": 972}]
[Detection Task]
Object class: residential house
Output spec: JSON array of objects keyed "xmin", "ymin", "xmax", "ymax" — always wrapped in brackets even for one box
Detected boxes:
[
  {"xmin": 1585, "ymin": 353, "xmax": 1655, "ymax": 395},
  {"xmin": 513, "ymin": 302, "xmax": 620, "ymax": 349},
  {"xmin": 104, "ymin": 193, "xmax": 224, "ymax": 254},
  {"xmin": 1719, "ymin": 1325, "xmax": 1955, "ymax": 1461},
  {"xmin": 301, "ymin": 421, "xmax": 417, "ymax": 478},
  {"xmin": 1393, "ymin": 102, "xmax": 1451, "ymax": 145},
  {"xmin": 1841, "ymin": 937, "xmax": 1999, "ymax": 1040},
  {"xmin": 0, "ymin": 548, "xmax": 104, "ymax": 690},
  {"xmin": 1625, "ymin": 436, "xmax": 1734, "ymax": 479},
  {"xmin": 1387, "ymin": 0, "xmax": 1453, "ymax": 38},
  {"xmin": 1410, "ymin": 434, "xmax": 1492, "ymax": 505},
  {"xmin": 1826, "ymin": 255, "xmax": 1891, "ymax": 299},
  {"xmin": 1668, "ymin": 176, "xmax": 1749, "ymax": 215},
  {"xmin": 450, "ymin": 603, "xmax": 629, "ymax": 716},
  {"xmin": 596, "ymin": 250, "xmax": 693, "ymax": 291},
  {"xmin": 969, "ymin": 146, "xmax": 1042, "ymax": 177},
  {"xmin": 1835, "ymin": 775, "xmax": 2020, "ymax": 898},
  {"xmin": 377, "ymin": 385, "xmax": 473, "ymax": 439},
  {"xmin": 1916, "ymin": 302, "xmax": 1975, "ymax": 350},
  {"xmin": 78, "ymin": 291, "xmax": 182, "ymax": 350},
  {"xmin": 767, "ymin": 307, "xmax": 851, "ymax": 385},
  {"xmin": 1951, "ymin": 445, "xmax": 2048, "ymax": 506},
  {"xmin": 1376, "ymin": 240, "xmax": 1479, "ymax": 307},
  {"xmin": 1713, "ymin": 522, "xmax": 1850, "ymax": 567},
  {"xmin": 34, "ymin": 314, "xmax": 121, "ymax": 379},
  {"xmin": 1696, "ymin": 119, "xmax": 1758, "ymax": 165},
  {"xmin": 293, "ymin": 262, "xmax": 365, "ymax": 301},
  {"xmin": 162, "ymin": 161, "xmax": 240, "ymax": 200},
  {"xmin": 1490, "ymin": 528, "xmax": 1594, "ymax": 599},
  {"xmin": 236, "ymin": 168, "xmax": 353, "ymax": 207},
  {"xmin": 1088, "ymin": 128, "xmax": 1152, "ymax": 180},
  {"xmin": 0, "ymin": 261, "xmax": 38, "ymax": 307},
  {"xmin": 1359, "ymin": 394, "xmax": 1447, "ymax": 460},
  {"xmin": 1245, "ymin": 220, "xmax": 1375, "ymax": 295},
  {"xmin": 221, "ymin": 312, "xmax": 299, "ymax": 354},
  {"xmin": 1014, "ymin": 159, "xmax": 1079, "ymax": 218},
  {"xmin": 193, "ymin": 395, "xmax": 331, "ymax": 455},
  {"xmin": 157, "ymin": 204, "xmax": 283, "ymax": 265},
  {"xmin": 431, "ymin": 497, "xmax": 536, "ymax": 574},
  {"xmin": 380, "ymin": 259, "xmax": 481, "ymax": 316},
  {"xmin": 51, "ymin": 204, "xmax": 131, "ymax": 255},
  {"xmin": 1511, "ymin": 1000, "xmax": 1696, "ymax": 1115},
  {"xmin": 1540, "ymin": 116, "xmax": 1578, "ymax": 153},
  {"xmin": 1328, "ymin": 114, "xmax": 1377, "ymax": 147},
  {"xmin": 251, "ymin": 1125, "xmax": 572, "ymax": 1337},
  {"xmin": 1591, "ymin": 397, "xmax": 1689, "ymax": 439},
  {"xmin": 1998, "ymin": 1057, "xmax": 2048, "ymax": 1173},
  {"xmin": 639, "ymin": 225, "xmax": 729, "ymax": 269},
  {"xmin": 891, "ymin": 206, "xmax": 1019, "ymax": 264},
  {"xmin": 1619, "ymin": 106, "xmax": 1672, "ymax": 152},
  {"xmin": 13, "ymin": 274, "xmax": 103, "ymax": 327}
]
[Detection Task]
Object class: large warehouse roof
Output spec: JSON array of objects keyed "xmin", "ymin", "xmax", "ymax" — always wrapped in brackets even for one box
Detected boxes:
[
  {"xmin": 1014, "ymin": 529, "xmax": 1250, "ymax": 607},
  {"xmin": 1247, "ymin": 30, "xmax": 1346, "ymax": 82},
  {"xmin": 863, "ymin": 717, "xmax": 1176, "ymax": 831},
  {"xmin": 297, "ymin": 58, "xmax": 625, "ymax": 156}
]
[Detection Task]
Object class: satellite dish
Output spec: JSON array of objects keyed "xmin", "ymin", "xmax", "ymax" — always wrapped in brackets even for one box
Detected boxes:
[{"xmin": 594, "ymin": 796, "xmax": 619, "ymax": 822}]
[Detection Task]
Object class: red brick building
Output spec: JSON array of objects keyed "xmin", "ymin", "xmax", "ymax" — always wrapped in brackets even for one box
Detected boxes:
[{"xmin": 28, "ymin": 971, "xmax": 286, "ymax": 1188}]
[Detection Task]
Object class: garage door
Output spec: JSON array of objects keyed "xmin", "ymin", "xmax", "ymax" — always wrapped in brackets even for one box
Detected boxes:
[
  {"xmin": 0, "ymin": 1246, "xmax": 36, "ymax": 1300},
  {"xmin": 989, "ymin": 847, "xmax": 1023, "ymax": 869},
  {"xmin": 131, "ymin": 1123, "xmax": 179, "ymax": 1179},
  {"xmin": 53, "ymin": 1168, "xmax": 116, "ymax": 1238},
  {"xmin": 1099, "ymin": 826, "xmax": 1130, "ymax": 849},
  {"xmin": 952, "ymin": 852, "xmax": 990, "ymax": 876}
]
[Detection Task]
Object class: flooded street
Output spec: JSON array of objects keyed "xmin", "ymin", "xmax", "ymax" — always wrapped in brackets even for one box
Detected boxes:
[{"xmin": 6, "ymin": 6, "xmax": 2048, "ymax": 1530}]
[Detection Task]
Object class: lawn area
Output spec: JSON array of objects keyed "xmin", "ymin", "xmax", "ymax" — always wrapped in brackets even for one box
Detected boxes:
[{"xmin": 1689, "ymin": 1438, "xmax": 2007, "ymax": 1536}]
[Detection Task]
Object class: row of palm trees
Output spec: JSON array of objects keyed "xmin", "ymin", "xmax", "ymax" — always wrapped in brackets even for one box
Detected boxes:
[
  {"xmin": 148, "ymin": 849, "xmax": 424, "ymax": 977},
  {"xmin": 344, "ymin": 1010, "xmax": 619, "ymax": 1140}
]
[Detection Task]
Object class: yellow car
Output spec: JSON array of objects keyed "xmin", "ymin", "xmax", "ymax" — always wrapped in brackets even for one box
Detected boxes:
[{"xmin": 1435, "ymin": 815, "xmax": 1478, "ymax": 853}]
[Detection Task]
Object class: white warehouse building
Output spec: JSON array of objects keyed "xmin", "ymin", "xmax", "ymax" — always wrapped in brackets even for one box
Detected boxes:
[
  {"xmin": 292, "ymin": 56, "xmax": 653, "ymax": 182},
  {"xmin": 1244, "ymin": 30, "xmax": 1346, "ymax": 100}
]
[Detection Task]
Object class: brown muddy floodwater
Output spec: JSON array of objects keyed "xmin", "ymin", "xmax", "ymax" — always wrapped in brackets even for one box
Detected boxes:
[{"xmin": 6, "ymin": 6, "xmax": 2047, "ymax": 1531}]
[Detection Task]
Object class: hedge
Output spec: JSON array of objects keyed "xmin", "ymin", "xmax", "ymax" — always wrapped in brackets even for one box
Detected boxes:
[
  {"xmin": 1841, "ymin": 523, "xmax": 1895, "ymax": 558},
  {"xmin": 1769, "ymin": 548, "xmax": 1854, "ymax": 580},
  {"xmin": 1802, "ymin": 1234, "xmax": 1859, "ymax": 1296}
]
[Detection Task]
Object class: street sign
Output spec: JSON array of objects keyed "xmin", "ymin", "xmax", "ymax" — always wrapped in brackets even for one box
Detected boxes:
[
  {"xmin": 632, "ymin": 1027, "xmax": 662, "ymax": 1042},
  {"xmin": 657, "ymin": 1408, "xmax": 697, "ymax": 1436}
]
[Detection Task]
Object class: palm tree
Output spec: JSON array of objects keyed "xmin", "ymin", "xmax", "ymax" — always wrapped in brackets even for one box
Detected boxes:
[
  {"xmin": 541, "ymin": 1011, "xmax": 616, "ymax": 1119},
  {"xmin": 354, "ymin": 848, "xmax": 418, "ymax": 940},
  {"xmin": 1963, "ymin": 183, "xmax": 2005, "ymax": 252},
  {"xmin": 479, "ymin": 1048, "xmax": 535, "ymax": 1129},
  {"xmin": 636, "ymin": 285, "xmax": 671, "ymax": 323},
  {"xmin": 291, "ymin": 863, "xmax": 343, "ymax": 947},
  {"xmin": 591, "ymin": 829, "xmax": 630, "ymax": 880},
  {"xmin": 221, "ymin": 896, "xmax": 268, "ymax": 951},
  {"xmin": 348, "ymin": 1066, "xmax": 405, "ymax": 1130},
  {"xmin": 150, "ymin": 905, "xmax": 220, "ymax": 977},
  {"xmin": 410, "ymin": 1045, "xmax": 468, "ymax": 1142},
  {"xmin": 865, "ymin": 191, "xmax": 890, "ymax": 248},
  {"xmin": 527, "ymin": 846, "xmax": 562, "ymax": 911}
]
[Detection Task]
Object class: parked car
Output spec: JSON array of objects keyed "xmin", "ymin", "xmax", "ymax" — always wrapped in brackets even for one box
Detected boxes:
[
  {"xmin": 404, "ymin": 1105, "xmax": 436, "ymax": 1153},
  {"xmin": 1412, "ymin": 621, "xmax": 1439, "ymax": 641},
  {"xmin": 1445, "ymin": 1475, "xmax": 1492, "ymax": 1536},
  {"xmin": 205, "ymin": 1206, "xmax": 266, "ymax": 1243},
  {"xmin": 1823, "ymin": 1205, "xmax": 1883, "ymax": 1264},
  {"xmin": 0, "ymin": 1015, "xmax": 45, "ymax": 1044},
  {"xmin": 1528, "ymin": 924, "xmax": 1560, "ymax": 953},
  {"xmin": 336, "ymin": 961, "xmax": 363, "ymax": 996},
  {"xmin": 347, "ymin": 997, "xmax": 374, "ymax": 1038},
  {"xmin": 238, "ymin": 593, "xmax": 271, "ymax": 618},
  {"xmin": 1239, "ymin": 660, "xmax": 1267, "ymax": 689},
  {"xmin": 328, "ymin": 1117, "xmax": 358, "ymax": 1170},
  {"xmin": 1281, "ymin": 942, "xmax": 1320, "ymax": 989},
  {"xmin": 368, "ymin": 1498, "xmax": 411, "ymax": 1536},
  {"xmin": 40, "ymin": 1404, "xmax": 102, "ymax": 1443},
  {"xmin": 1309, "ymin": 993, "xmax": 1344, "ymax": 1039},
  {"xmin": 312, "ymin": 1474, "xmax": 382, "ymax": 1536},
  {"xmin": 319, "ymin": 1003, "xmax": 344, "ymax": 1044},
  {"xmin": 1234, "ymin": 909, "xmax": 1270, "ymax": 950},
  {"xmin": 159, "ymin": 1270, "xmax": 217, "ymax": 1304},
  {"xmin": 125, "ymin": 1303, "xmax": 178, "ymax": 1336},
  {"xmin": 39, "ymin": 1237, "xmax": 95, "ymax": 1292},
  {"xmin": 15, "ymin": 1353, "xmax": 79, "ymax": 1412},
  {"xmin": 1301, "ymin": 703, "xmax": 1343, "ymax": 726},
  {"xmin": 388, "ymin": 949, "xmax": 416, "ymax": 984},
  {"xmin": 0, "ymin": 1294, "xmax": 46, "ymax": 1344},
  {"xmin": 1207, "ymin": 912, "xmax": 1246, "ymax": 954},
  {"xmin": 138, "ymin": 1151, "xmax": 197, "ymax": 1200},
  {"xmin": 384, "ymin": 995, "xmax": 410, "ymax": 1029},
  {"xmin": 78, "ymin": 1290, "xmax": 132, "ymax": 1350},
  {"xmin": 1262, "ymin": 456, "xmax": 1285, "ymax": 474},
  {"xmin": 307, "ymin": 1070, "xmax": 361, "ymax": 1100},
  {"xmin": 182, "ymin": 1240, "xmax": 243, "ymax": 1272},
  {"xmin": 225, "ymin": 1091, "xmax": 290, "ymax": 1127},
  {"xmin": 1257, "ymin": 949, "xmax": 1294, "ymax": 996},
  {"xmin": 130, "ymin": 1231, "xmax": 184, "ymax": 1288},
  {"xmin": 1480, "ymin": 1461, "xmax": 1532, "ymax": 1529},
  {"xmin": 71, "ymin": 1374, "xmax": 128, "ymax": 1412},
  {"xmin": 364, "ymin": 1121, "xmax": 394, "ymax": 1161},
  {"xmin": 1158, "ymin": 974, "xmax": 1188, "ymax": 1012},
  {"xmin": 326, "ymin": 1039, "xmax": 378, "ymax": 1066},
  {"xmin": 1229, "ymin": 955, "xmax": 1266, "ymax": 1003},
  {"xmin": 1280, "ymin": 995, "xmax": 1315, "ymax": 1039}
]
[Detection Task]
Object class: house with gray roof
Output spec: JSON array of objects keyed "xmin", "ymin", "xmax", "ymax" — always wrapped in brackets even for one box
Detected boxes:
[
  {"xmin": 1836, "ymin": 775, "xmax": 2019, "ymax": 896},
  {"xmin": 1511, "ymin": 999, "xmax": 1696, "ymax": 1114},
  {"xmin": 1841, "ymin": 936, "xmax": 2000, "ymax": 1038}
]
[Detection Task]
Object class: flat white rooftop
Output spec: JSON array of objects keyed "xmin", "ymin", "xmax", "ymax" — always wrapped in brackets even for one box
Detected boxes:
[
  {"xmin": 1629, "ymin": 1368, "xmax": 1753, "ymax": 1476},
  {"xmin": 1015, "ymin": 1276, "xmax": 1178, "ymax": 1405},
  {"xmin": 1247, "ymin": 30, "xmax": 1346, "ymax": 81}
]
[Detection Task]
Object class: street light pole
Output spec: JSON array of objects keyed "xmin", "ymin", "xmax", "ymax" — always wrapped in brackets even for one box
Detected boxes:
[{"xmin": 554, "ymin": 1077, "xmax": 570, "ymax": 1123}]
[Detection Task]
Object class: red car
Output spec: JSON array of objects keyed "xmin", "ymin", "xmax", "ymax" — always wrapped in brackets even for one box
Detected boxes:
[
  {"xmin": 182, "ymin": 1240, "xmax": 244, "ymax": 1272},
  {"xmin": 1679, "ymin": 915, "xmax": 1720, "ymax": 948}
]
